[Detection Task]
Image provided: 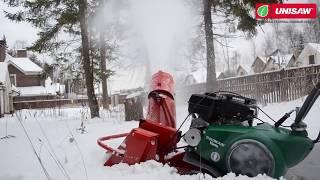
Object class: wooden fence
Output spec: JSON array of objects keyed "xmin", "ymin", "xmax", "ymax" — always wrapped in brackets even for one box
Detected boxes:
[{"xmin": 176, "ymin": 65, "xmax": 320, "ymax": 104}]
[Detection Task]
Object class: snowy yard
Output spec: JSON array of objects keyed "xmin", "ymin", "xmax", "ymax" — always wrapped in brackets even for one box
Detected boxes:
[{"xmin": 1, "ymin": 98, "xmax": 320, "ymax": 180}]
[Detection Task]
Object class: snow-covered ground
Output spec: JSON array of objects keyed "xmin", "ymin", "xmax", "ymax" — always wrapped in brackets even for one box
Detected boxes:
[{"xmin": 0, "ymin": 97, "xmax": 319, "ymax": 180}]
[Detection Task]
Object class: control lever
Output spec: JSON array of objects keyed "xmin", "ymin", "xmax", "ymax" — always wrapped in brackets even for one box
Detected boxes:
[{"xmin": 275, "ymin": 108, "xmax": 297, "ymax": 128}]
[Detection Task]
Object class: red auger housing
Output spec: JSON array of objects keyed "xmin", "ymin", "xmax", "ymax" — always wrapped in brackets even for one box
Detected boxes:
[{"xmin": 97, "ymin": 71, "xmax": 188, "ymax": 167}]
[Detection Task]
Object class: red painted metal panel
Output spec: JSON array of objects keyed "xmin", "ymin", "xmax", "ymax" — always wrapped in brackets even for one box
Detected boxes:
[{"xmin": 146, "ymin": 71, "xmax": 176, "ymax": 128}]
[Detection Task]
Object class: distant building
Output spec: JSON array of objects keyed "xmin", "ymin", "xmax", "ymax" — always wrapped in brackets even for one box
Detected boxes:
[
  {"xmin": 6, "ymin": 50, "xmax": 43, "ymax": 87},
  {"xmin": 236, "ymin": 65, "xmax": 251, "ymax": 76},
  {"xmin": 252, "ymin": 49, "xmax": 296, "ymax": 72},
  {"xmin": 181, "ymin": 68, "xmax": 227, "ymax": 85},
  {"xmin": 264, "ymin": 54, "xmax": 294, "ymax": 71},
  {"xmin": 295, "ymin": 43, "xmax": 320, "ymax": 67},
  {"xmin": 0, "ymin": 37, "xmax": 60, "ymax": 99},
  {"xmin": 183, "ymin": 69, "xmax": 206, "ymax": 85},
  {"xmin": 251, "ymin": 56, "xmax": 267, "ymax": 73}
]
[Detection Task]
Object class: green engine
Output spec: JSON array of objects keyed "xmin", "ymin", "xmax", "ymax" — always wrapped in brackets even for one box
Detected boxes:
[{"xmin": 183, "ymin": 88, "xmax": 320, "ymax": 178}]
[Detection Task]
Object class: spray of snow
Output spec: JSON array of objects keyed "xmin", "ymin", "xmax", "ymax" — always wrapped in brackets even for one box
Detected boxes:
[{"xmin": 126, "ymin": 0, "xmax": 197, "ymax": 74}]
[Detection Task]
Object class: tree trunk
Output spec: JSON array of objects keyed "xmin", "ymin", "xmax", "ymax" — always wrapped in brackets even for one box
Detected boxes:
[
  {"xmin": 99, "ymin": 31, "xmax": 109, "ymax": 109},
  {"xmin": 79, "ymin": 0, "xmax": 100, "ymax": 118},
  {"xmin": 203, "ymin": 0, "xmax": 217, "ymax": 92}
]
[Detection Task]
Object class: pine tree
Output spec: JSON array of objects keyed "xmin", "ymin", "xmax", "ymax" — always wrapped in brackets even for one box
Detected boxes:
[{"xmin": 4, "ymin": 0, "xmax": 100, "ymax": 117}]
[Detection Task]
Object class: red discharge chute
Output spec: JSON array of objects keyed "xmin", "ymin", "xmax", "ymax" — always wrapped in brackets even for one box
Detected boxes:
[
  {"xmin": 146, "ymin": 71, "xmax": 176, "ymax": 128},
  {"xmin": 97, "ymin": 71, "xmax": 194, "ymax": 172}
]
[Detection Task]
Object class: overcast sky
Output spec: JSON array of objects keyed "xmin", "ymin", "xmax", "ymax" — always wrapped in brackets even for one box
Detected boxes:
[{"xmin": 0, "ymin": 0, "xmax": 315, "ymax": 69}]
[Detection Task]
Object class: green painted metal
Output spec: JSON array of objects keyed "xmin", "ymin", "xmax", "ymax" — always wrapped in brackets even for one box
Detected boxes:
[{"xmin": 194, "ymin": 123, "xmax": 314, "ymax": 178}]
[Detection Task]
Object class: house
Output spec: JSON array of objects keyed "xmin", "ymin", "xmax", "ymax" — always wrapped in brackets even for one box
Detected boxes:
[
  {"xmin": 183, "ymin": 69, "xmax": 206, "ymax": 85},
  {"xmin": 0, "ymin": 37, "xmax": 59, "ymax": 99},
  {"xmin": 0, "ymin": 38, "xmax": 43, "ymax": 88},
  {"xmin": 236, "ymin": 65, "xmax": 251, "ymax": 76},
  {"xmin": 6, "ymin": 50, "xmax": 43, "ymax": 87},
  {"xmin": 251, "ymin": 56, "xmax": 267, "ymax": 73},
  {"xmin": 217, "ymin": 72, "xmax": 226, "ymax": 79},
  {"xmin": 264, "ymin": 54, "xmax": 294, "ymax": 71},
  {"xmin": 295, "ymin": 43, "xmax": 320, "ymax": 67},
  {"xmin": 182, "ymin": 67, "xmax": 226, "ymax": 85},
  {"xmin": 0, "ymin": 62, "xmax": 13, "ymax": 116},
  {"xmin": 252, "ymin": 49, "xmax": 296, "ymax": 72}
]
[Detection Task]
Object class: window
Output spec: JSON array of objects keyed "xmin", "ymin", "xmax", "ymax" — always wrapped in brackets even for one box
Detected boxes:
[
  {"xmin": 309, "ymin": 55, "xmax": 315, "ymax": 64},
  {"xmin": 10, "ymin": 74, "xmax": 16, "ymax": 86}
]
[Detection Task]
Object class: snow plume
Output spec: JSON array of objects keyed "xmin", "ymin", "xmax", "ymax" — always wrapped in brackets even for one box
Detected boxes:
[
  {"xmin": 93, "ymin": 0, "xmax": 198, "ymax": 73},
  {"xmin": 127, "ymin": 0, "xmax": 197, "ymax": 74},
  {"xmin": 91, "ymin": 0, "xmax": 200, "ymax": 93}
]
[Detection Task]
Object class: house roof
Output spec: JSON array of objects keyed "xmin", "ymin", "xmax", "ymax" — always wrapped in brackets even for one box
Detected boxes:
[
  {"xmin": 5, "ymin": 54, "xmax": 43, "ymax": 75},
  {"xmin": 189, "ymin": 68, "xmax": 207, "ymax": 83},
  {"xmin": 16, "ymin": 77, "xmax": 63, "ymax": 96},
  {"xmin": 252, "ymin": 56, "xmax": 267, "ymax": 67},
  {"xmin": 108, "ymin": 65, "xmax": 146, "ymax": 94},
  {"xmin": 308, "ymin": 43, "xmax": 320, "ymax": 52},
  {"xmin": 296, "ymin": 43, "xmax": 320, "ymax": 64},
  {"xmin": 17, "ymin": 86, "xmax": 56, "ymax": 96},
  {"xmin": 268, "ymin": 54, "xmax": 293, "ymax": 68},
  {"xmin": 237, "ymin": 65, "xmax": 251, "ymax": 74},
  {"xmin": 184, "ymin": 68, "xmax": 225, "ymax": 84}
]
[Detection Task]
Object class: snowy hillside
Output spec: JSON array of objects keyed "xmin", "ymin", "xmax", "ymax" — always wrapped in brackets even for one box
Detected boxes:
[{"xmin": 1, "ymin": 96, "xmax": 320, "ymax": 180}]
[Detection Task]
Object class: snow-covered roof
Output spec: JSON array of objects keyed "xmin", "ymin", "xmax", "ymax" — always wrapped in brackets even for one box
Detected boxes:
[
  {"xmin": 17, "ymin": 86, "xmax": 56, "ymax": 96},
  {"xmin": 308, "ymin": 43, "xmax": 320, "ymax": 52},
  {"xmin": 216, "ymin": 71, "xmax": 222, "ymax": 78},
  {"xmin": 268, "ymin": 54, "xmax": 293, "ymax": 67},
  {"xmin": 189, "ymin": 68, "xmax": 206, "ymax": 83},
  {"xmin": 237, "ymin": 65, "xmax": 251, "ymax": 74},
  {"xmin": 183, "ymin": 68, "xmax": 225, "ymax": 84},
  {"xmin": 15, "ymin": 77, "xmax": 63, "ymax": 96},
  {"xmin": 108, "ymin": 65, "xmax": 146, "ymax": 94},
  {"xmin": 126, "ymin": 91, "xmax": 142, "ymax": 99},
  {"xmin": 252, "ymin": 56, "xmax": 267, "ymax": 67},
  {"xmin": 5, "ymin": 54, "xmax": 43, "ymax": 75}
]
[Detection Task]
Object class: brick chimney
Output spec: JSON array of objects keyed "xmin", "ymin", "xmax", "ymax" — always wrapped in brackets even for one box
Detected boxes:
[
  {"xmin": 16, "ymin": 49, "xmax": 27, "ymax": 58},
  {"xmin": 0, "ymin": 36, "xmax": 6, "ymax": 62}
]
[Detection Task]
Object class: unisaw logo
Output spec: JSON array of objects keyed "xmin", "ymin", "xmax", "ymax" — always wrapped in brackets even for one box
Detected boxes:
[
  {"xmin": 256, "ymin": 3, "xmax": 317, "ymax": 19},
  {"xmin": 275, "ymin": 7, "xmax": 313, "ymax": 15},
  {"xmin": 257, "ymin": 5, "xmax": 269, "ymax": 17}
]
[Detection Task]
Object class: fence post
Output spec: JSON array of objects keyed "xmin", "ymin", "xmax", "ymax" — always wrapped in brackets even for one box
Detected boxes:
[
  {"xmin": 279, "ymin": 69, "xmax": 287, "ymax": 102},
  {"xmin": 254, "ymin": 75, "xmax": 260, "ymax": 103}
]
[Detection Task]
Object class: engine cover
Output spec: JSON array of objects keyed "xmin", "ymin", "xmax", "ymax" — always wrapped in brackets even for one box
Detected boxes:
[{"xmin": 188, "ymin": 92, "xmax": 257, "ymax": 124}]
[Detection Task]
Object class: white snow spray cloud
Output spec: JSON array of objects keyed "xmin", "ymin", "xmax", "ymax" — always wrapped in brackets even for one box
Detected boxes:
[
  {"xmin": 92, "ymin": 0, "xmax": 199, "ymax": 96},
  {"xmin": 127, "ymin": 0, "xmax": 197, "ymax": 74}
]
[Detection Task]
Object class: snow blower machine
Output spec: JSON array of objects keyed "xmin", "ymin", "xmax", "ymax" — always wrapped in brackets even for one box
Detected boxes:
[{"xmin": 98, "ymin": 71, "xmax": 320, "ymax": 178}]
